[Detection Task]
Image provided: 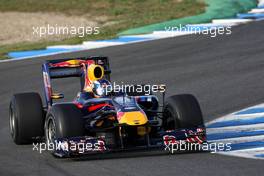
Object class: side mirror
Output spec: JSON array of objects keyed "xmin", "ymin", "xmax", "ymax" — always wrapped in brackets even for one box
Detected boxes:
[{"xmin": 51, "ymin": 93, "xmax": 64, "ymax": 99}]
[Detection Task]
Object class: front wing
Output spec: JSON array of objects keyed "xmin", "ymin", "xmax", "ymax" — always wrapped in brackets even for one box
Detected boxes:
[{"xmin": 52, "ymin": 127, "xmax": 206, "ymax": 157}]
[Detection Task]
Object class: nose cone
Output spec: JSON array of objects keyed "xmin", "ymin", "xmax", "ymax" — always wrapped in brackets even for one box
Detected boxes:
[{"xmin": 118, "ymin": 111, "xmax": 148, "ymax": 125}]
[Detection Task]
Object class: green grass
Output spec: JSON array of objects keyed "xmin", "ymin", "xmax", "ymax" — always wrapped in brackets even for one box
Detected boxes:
[{"xmin": 0, "ymin": 0, "xmax": 205, "ymax": 59}]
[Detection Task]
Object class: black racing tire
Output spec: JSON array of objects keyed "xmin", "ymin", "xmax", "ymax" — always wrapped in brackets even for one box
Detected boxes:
[
  {"xmin": 45, "ymin": 104, "xmax": 85, "ymax": 147},
  {"xmin": 9, "ymin": 92, "xmax": 44, "ymax": 145},
  {"xmin": 163, "ymin": 94, "xmax": 204, "ymax": 130}
]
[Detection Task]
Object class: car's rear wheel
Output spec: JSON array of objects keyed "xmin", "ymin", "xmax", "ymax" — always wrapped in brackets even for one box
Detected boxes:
[
  {"xmin": 9, "ymin": 92, "xmax": 44, "ymax": 144},
  {"xmin": 163, "ymin": 94, "xmax": 204, "ymax": 130}
]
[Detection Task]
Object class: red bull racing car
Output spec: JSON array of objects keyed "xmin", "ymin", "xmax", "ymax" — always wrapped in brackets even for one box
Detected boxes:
[{"xmin": 9, "ymin": 56, "xmax": 206, "ymax": 157}]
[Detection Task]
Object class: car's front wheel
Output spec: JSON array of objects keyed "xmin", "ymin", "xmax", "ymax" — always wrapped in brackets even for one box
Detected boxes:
[
  {"xmin": 162, "ymin": 94, "xmax": 204, "ymax": 130},
  {"xmin": 44, "ymin": 104, "xmax": 85, "ymax": 156}
]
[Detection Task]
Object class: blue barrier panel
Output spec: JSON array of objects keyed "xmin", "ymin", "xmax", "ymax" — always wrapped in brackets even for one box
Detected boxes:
[
  {"xmin": 95, "ymin": 37, "xmax": 150, "ymax": 43},
  {"xmin": 8, "ymin": 48, "xmax": 81, "ymax": 59},
  {"xmin": 207, "ymin": 130, "xmax": 264, "ymax": 140},
  {"xmin": 237, "ymin": 13, "xmax": 264, "ymax": 19},
  {"xmin": 229, "ymin": 141, "xmax": 264, "ymax": 151},
  {"xmin": 235, "ymin": 107, "xmax": 264, "ymax": 115},
  {"xmin": 207, "ymin": 116, "xmax": 264, "ymax": 128}
]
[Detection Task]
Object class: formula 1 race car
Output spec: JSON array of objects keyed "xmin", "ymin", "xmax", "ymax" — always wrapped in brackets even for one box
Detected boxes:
[{"xmin": 9, "ymin": 56, "xmax": 206, "ymax": 157}]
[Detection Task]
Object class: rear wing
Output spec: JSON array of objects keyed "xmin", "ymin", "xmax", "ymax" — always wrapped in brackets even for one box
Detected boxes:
[
  {"xmin": 43, "ymin": 56, "xmax": 111, "ymax": 78},
  {"xmin": 42, "ymin": 56, "xmax": 111, "ymax": 106}
]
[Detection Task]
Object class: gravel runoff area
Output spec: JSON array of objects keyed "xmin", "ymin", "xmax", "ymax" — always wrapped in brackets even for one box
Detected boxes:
[{"xmin": 0, "ymin": 12, "xmax": 107, "ymax": 45}]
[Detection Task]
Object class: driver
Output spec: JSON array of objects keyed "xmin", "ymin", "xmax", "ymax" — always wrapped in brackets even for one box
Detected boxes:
[
  {"xmin": 78, "ymin": 79, "xmax": 112, "ymax": 101},
  {"xmin": 91, "ymin": 79, "xmax": 112, "ymax": 98}
]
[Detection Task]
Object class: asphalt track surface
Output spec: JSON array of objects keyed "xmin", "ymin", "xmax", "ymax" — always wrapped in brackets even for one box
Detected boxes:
[{"xmin": 0, "ymin": 20, "xmax": 264, "ymax": 176}]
